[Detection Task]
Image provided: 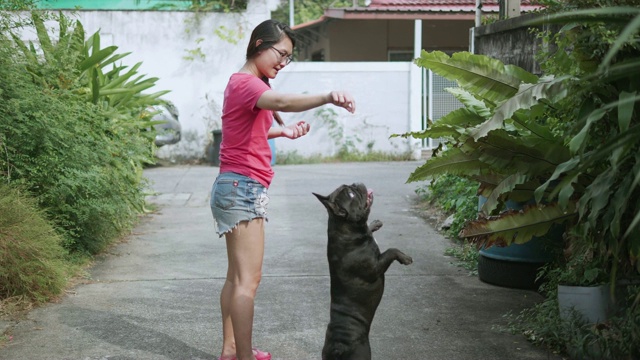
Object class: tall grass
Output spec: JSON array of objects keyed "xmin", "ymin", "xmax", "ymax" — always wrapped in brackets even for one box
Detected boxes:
[{"xmin": 0, "ymin": 184, "xmax": 72, "ymax": 303}]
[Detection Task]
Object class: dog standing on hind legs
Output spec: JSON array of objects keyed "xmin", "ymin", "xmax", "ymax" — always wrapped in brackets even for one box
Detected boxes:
[{"xmin": 313, "ymin": 183, "xmax": 413, "ymax": 360}]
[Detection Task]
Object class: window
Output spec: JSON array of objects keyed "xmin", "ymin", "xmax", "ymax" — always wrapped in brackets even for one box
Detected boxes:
[{"xmin": 388, "ymin": 50, "xmax": 414, "ymax": 62}]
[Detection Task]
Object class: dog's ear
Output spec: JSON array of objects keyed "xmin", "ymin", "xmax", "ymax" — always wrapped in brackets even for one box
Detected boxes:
[
  {"xmin": 312, "ymin": 192, "xmax": 327, "ymax": 201},
  {"xmin": 313, "ymin": 192, "xmax": 329, "ymax": 208},
  {"xmin": 313, "ymin": 192, "xmax": 347, "ymax": 218}
]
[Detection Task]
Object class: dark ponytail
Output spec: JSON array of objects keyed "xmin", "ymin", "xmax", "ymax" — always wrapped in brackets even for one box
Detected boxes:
[{"xmin": 246, "ymin": 20, "xmax": 296, "ymax": 127}]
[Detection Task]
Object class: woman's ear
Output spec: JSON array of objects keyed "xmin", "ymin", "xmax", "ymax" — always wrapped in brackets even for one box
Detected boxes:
[{"xmin": 255, "ymin": 39, "xmax": 263, "ymax": 49}]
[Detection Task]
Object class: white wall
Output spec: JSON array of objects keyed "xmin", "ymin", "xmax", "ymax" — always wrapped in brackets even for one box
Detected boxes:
[
  {"xmin": 271, "ymin": 62, "xmax": 418, "ymax": 157},
  {"xmin": 23, "ymin": 0, "xmax": 422, "ymax": 160},
  {"xmin": 44, "ymin": 0, "xmax": 278, "ymax": 160}
]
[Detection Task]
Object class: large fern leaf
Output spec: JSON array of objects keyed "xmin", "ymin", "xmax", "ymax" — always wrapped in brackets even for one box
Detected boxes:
[
  {"xmin": 415, "ymin": 51, "xmax": 537, "ymax": 104},
  {"xmin": 460, "ymin": 203, "xmax": 577, "ymax": 247},
  {"xmin": 407, "ymin": 148, "xmax": 486, "ymax": 183},
  {"xmin": 470, "ymin": 76, "xmax": 568, "ymax": 140}
]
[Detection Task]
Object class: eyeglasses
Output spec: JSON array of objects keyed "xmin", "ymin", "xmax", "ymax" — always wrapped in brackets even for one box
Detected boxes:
[{"xmin": 270, "ymin": 46, "xmax": 293, "ymax": 65}]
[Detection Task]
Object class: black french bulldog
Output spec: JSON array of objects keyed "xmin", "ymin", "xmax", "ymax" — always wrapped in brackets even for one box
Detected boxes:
[{"xmin": 313, "ymin": 183, "xmax": 413, "ymax": 360}]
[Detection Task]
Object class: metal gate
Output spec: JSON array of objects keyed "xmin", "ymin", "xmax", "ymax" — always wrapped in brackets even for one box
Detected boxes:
[{"xmin": 422, "ymin": 68, "xmax": 464, "ymax": 149}]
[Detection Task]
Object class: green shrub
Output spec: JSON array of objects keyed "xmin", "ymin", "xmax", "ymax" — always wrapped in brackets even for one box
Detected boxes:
[
  {"xmin": 0, "ymin": 183, "xmax": 71, "ymax": 303},
  {"xmin": 416, "ymin": 174, "xmax": 479, "ymax": 273},
  {"xmin": 0, "ymin": 52, "xmax": 147, "ymax": 253},
  {"xmin": 417, "ymin": 174, "xmax": 479, "ymax": 238},
  {"xmin": 0, "ymin": 13, "xmax": 162, "ymax": 254},
  {"xmin": 506, "ymin": 283, "xmax": 640, "ymax": 359}
]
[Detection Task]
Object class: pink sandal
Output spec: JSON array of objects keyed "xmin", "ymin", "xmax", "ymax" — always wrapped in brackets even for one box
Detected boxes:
[
  {"xmin": 218, "ymin": 348, "xmax": 271, "ymax": 360},
  {"xmin": 251, "ymin": 348, "xmax": 271, "ymax": 360}
]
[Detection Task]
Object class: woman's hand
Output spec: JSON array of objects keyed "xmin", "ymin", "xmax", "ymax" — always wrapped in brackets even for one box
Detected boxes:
[
  {"xmin": 281, "ymin": 121, "xmax": 311, "ymax": 139},
  {"xmin": 329, "ymin": 91, "xmax": 356, "ymax": 113}
]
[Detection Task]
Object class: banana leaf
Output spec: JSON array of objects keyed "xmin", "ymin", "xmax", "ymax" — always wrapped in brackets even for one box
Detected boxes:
[
  {"xmin": 460, "ymin": 202, "xmax": 577, "ymax": 248},
  {"xmin": 481, "ymin": 173, "xmax": 530, "ymax": 215},
  {"xmin": 415, "ymin": 51, "xmax": 536, "ymax": 104},
  {"xmin": 406, "ymin": 147, "xmax": 489, "ymax": 183},
  {"xmin": 470, "ymin": 75, "xmax": 569, "ymax": 140},
  {"xmin": 446, "ymin": 87, "xmax": 493, "ymax": 119}
]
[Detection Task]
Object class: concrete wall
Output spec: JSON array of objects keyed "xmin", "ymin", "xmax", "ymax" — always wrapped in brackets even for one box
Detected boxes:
[
  {"xmin": 23, "ymin": 2, "xmax": 422, "ymax": 161},
  {"xmin": 36, "ymin": 0, "xmax": 194, "ymax": 10},
  {"xmin": 473, "ymin": 12, "xmax": 555, "ymax": 75},
  {"xmin": 270, "ymin": 62, "xmax": 417, "ymax": 157},
  {"xmin": 28, "ymin": 0, "xmax": 279, "ymax": 160}
]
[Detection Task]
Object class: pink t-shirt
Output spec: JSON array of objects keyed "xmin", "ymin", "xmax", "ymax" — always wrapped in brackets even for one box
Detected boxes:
[{"xmin": 219, "ymin": 73, "xmax": 274, "ymax": 187}]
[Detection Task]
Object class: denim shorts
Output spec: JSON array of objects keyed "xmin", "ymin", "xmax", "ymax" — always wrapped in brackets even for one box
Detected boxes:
[{"xmin": 210, "ymin": 172, "xmax": 269, "ymax": 237}]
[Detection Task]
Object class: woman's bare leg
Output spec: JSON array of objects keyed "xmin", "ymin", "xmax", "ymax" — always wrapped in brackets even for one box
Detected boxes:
[{"xmin": 220, "ymin": 218, "xmax": 265, "ymax": 360}]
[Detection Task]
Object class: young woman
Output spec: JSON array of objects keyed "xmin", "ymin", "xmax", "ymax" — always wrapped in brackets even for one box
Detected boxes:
[{"xmin": 210, "ymin": 19, "xmax": 355, "ymax": 360}]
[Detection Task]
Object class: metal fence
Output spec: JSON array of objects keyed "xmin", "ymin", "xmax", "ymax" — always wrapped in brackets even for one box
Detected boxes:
[{"xmin": 423, "ymin": 68, "xmax": 464, "ymax": 149}]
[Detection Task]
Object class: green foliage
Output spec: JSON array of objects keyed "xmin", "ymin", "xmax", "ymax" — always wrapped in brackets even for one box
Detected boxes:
[
  {"xmin": 0, "ymin": 0, "xmax": 34, "ymax": 10},
  {"xmin": 444, "ymin": 241, "xmax": 479, "ymax": 275},
  {"xmin": 445, "ymin": 3, "xmax": 640, "ymax": 357},
  {"xmin": 527, "ymin": 6, "xmax": 640, "ymax": 284},
  {"xmin": 505, "ymin": 282, "xmax": 640, "ymax": 359},
  {"xmin": 0, "ymin": 0, "xmax": 37, "ymax": 31},
  {"xmin": 400, "ymin": 51, "xmax": 574, "ymax": 248},
  {"xmin": 415, "ymin": 174, "xmax": 479, "ymax": 274},
  {"xmin": 544, "ymin": 253, "xmax": 610, "ymax": 288},
  {"xmin": 417, "ymin": 174, "xmax": 479, "ymax": 238},
  {"xmin": 187, "ymin": 0, "xmax": 248, "ymax": 12},
  {"xmin": 134, "ymin": 0, "xmax": 247, "ymax": 11},
  {"xmin": 0, "ymin": 12, "xmax": 165, "ymax": 254},
  {"xmin": 0, "ymin": 183, "xmax": 71, "ymax": 303},
  {"xmin": 271, "ymin": 0, "xmax": 368, "ymax": 27},
  {"xmin": 402, "ymin": 5, "xmax": 640, "ymax": 281}
]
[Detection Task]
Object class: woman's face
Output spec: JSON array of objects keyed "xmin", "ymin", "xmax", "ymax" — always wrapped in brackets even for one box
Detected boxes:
[{"xmin": 254, "ymin": 36, "xmax": 293, "ymax": 79}]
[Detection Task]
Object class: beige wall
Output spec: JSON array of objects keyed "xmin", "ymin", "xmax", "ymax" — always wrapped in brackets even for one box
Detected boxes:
[
  {"xmin": 329, "ymin": 20, "xmax": 388, "ymax": 61},
  {"xmin": 423, "ymin": 19, "xmax": 474, "ymax": 53},
  {"xmin": 297, "ymin": 19, "xmax": 474, "ymax": 61}
]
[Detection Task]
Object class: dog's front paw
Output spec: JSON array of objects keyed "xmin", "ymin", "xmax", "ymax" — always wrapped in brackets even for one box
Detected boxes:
[
  {"xmin": 369, "ymin": 220, "xmax": 383, "ymax": 232},
  {"xmin": 397, "ymin": 253, "xmax": 413, "ymax": 265}
]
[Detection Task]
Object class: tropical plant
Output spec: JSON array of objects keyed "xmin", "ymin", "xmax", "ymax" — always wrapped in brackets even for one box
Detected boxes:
[
  {"xmin": 134, "ymin": 0, "xmax": 247, "ymax": 11},
  {"xmin": 11, "ymin": 12, "xmax": 168, "ymax": 113},
  {"xmin": 1, "ymin": 11, "xmax": 168, "ymax": 253},
  {"xmin": 400, "ymin": 50, "xmax": 574, "ymax": 246},
  {"xmin": 529, "ymin": 6, "xmax": 640, "ymax": 283},
  {"xmin": 400, "ymin": 4, "xmax": 640, "ymax": 285},
  {"xmin": 271, "ymin": 0, "xmax": 368, "ymax": 27},
  {"xmin": 0, "ymin": 0, "xmax": 37, "ymax": 31}
]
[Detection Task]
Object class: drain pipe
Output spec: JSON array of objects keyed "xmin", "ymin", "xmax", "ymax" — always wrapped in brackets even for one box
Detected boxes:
[
  {"xmin": 289, "ymin": 0, "xmax": 294, "ymax": 26},
  {"xmin": 475, "ymin": 0, "xmax": 481, "ymax": 27}
]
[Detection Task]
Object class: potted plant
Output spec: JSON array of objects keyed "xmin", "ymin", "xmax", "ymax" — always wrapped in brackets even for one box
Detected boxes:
[{"xmin": 547, "ymin": 248, "xmax": 612, "ymax": 324}]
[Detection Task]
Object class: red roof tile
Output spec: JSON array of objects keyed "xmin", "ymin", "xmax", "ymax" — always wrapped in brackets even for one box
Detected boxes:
[
  {"xmin": 293, "ymin": 0, "xmax": 543, "ymax": 30},
  {"xmin": 368, "ymin": 0, "xmax": 537, "ymax": 6},
  {"xmin": 363, "ymin": 0, "xmax": 541, "ymax": 12}
]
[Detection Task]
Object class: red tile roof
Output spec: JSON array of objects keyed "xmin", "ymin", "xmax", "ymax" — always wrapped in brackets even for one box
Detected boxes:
[
  {"xmin": 293, "ymin": 0, "xmax": 543, "ymax": 30},
  {"xmin": 364, "ymin": 0, "xmax": 541, "ymax": 12},
  {"xmin": 368, "ymin": 0, "xmax": 537, "ymax": 6}
]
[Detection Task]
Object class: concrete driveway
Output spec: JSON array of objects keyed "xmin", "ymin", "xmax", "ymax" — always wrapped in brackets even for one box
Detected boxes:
[{"xmin": 0, "ymin": 162, "xmax": 560, "ymax": 360}]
